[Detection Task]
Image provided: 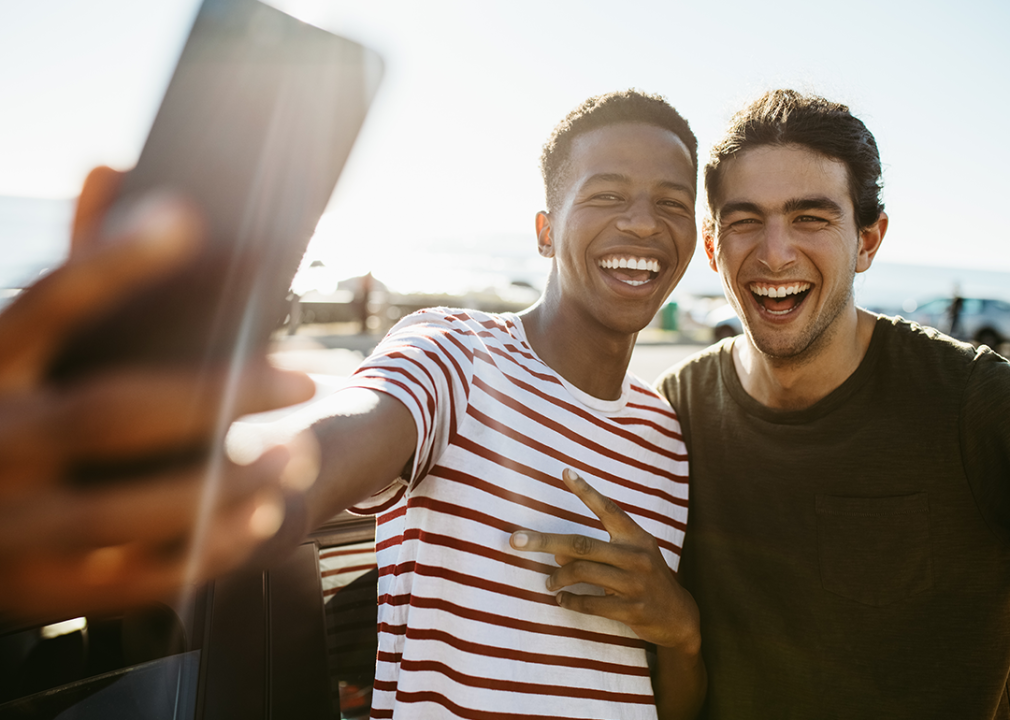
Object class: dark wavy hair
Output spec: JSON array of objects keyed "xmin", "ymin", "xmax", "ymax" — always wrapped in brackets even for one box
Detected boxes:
[
  {"xmin": 705, "ymin": 89, "xmax": 884, "ymax": 230},
  {"xmin": 540, "ymin": 90, "xmax": 697, "ymax": 212}
]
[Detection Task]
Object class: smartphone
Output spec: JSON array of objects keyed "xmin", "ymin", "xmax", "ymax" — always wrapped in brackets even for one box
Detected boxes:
[{"xmin": 48, "ymin": 0, "xmax": 382, "ymax": 382}]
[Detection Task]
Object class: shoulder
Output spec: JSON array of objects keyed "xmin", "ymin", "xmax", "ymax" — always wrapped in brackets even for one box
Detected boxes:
[
  {"xmin": 388, "ymin": 307, "xmax": 510, "ymax": 336},
  {"xmin": 876, "ymin": 313, "xmax": 970, "ymax": 352},
  {"xmin": 381, "ymin": 308, "xmax": 519, "ymax": 352},
  {"xmin": 873, "ymin": 314, "xmax": 986, "ymax": 376},
  {"xmin": 626, "ymin": 372, "xmax": 679, "ymax": 416},
  {"xmin": 654, "ymin": 339, "xmax": 727, "ymax": 407},
  {"xmin": 868, "ymin": 314, "xmax": 1010, "ymax": 411}
]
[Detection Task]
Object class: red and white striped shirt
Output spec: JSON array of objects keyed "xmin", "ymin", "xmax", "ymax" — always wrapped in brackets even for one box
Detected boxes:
[{"xmin": 348, "ymin": 309, "xmax": 689, "ymax": 719}]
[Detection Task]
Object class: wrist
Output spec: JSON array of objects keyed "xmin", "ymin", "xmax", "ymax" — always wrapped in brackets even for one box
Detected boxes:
[{"xmin": 656, "ymin": 591, "xmax": 702, "ymax": 657}]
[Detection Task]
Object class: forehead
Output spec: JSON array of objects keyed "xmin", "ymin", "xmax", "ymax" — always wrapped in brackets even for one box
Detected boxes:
[
  {"xmin": 715, "ymin": 144, "xmax": 852, "ymax": 213},
  {"xmin": 566, "ymin": 122, "xmax": 695, "ymax": 193}
]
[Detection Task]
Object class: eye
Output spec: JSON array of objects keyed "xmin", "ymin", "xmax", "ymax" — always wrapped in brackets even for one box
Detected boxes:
[
  {"xmin": 658, "ymin": 198, "xmax": 689, "ymax": 211},
  {"xmin": 592, "ymin": 192, "xmax": 622, "ymax": 201},
  {"xmin": 795, "ymin": 214, "xmax": 828, "ymax": 224}
]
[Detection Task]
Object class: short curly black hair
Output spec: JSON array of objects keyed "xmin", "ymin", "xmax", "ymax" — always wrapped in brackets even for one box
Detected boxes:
[
  {"xmin": 540, "ymin": 90, "xmax": 698, "ymax": 212},
  {"xmin": 705, "ymin": 89, "xmax": 884, "ymax": 231}
]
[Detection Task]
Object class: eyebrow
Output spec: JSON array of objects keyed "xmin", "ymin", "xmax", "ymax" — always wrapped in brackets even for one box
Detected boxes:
[
  {"xmin": 719, "ymin": 196, "xmax": 844, "ymax": 218},
  {"xmin": 582, "ymin": 173, "xmax": 696, "ymax": 200},
  {"xmin": 784, "ymin": 196, "xmax": 844, "ymax": 216}
]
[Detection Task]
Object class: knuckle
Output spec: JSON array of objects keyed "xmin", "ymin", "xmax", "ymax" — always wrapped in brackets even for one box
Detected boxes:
[
  {"xmin": 628, "ymin": 577, "xmax": 648, "ymax": 598},
  {"xmin": 571, "ymin": 535, "xmax": 595, "ymax": 556},
  {"xmin": 563, "ymin": 560, "xmax": 587, "ymax": 583},
  {"xmin": 557, "ymin": 591, "xmax": 582, "ymax": 613},
  {"xmin": 626, "ymin": 549, "xmax": 654, "ymax": 575},
  {"xmin": 600, "ymin": 495, "xmax": 623, "ymax": 516},
  {"xmin": 627, "ymin": 599, "xmax": 649, "ymax": 623}
]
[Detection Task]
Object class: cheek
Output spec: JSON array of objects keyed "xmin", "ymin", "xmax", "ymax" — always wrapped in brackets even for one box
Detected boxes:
[{"xmin": 714, "ymin": 243, "xmax": 739, "ymax": 271}]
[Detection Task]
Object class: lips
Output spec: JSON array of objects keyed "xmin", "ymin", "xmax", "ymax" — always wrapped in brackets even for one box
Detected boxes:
[
  {"xmin": 598, "ymin": 254, "xmax": 661, "ymax": 287},
  {"xmin": 749, "ymin": 282, "xmax": 811, "ymax": 315}
]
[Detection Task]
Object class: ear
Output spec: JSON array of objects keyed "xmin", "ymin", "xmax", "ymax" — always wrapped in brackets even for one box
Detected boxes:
[
  {"xmin": 535, "ymin": 211, "xmax": 554, "ymax": 258},
  {"xmin": 855, "ymin": 211, "xmax": 887, "ymax": 273},
  {"xmin": 702, "ymin": 217, "xmax": 717, "ymax": 272}
]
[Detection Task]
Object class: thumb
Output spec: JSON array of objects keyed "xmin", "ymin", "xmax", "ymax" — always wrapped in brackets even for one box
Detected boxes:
[
  {"xmin": 72, "ymin": 165, "xmax": 125, "ymax": 257},
  {"xmin": 0, "ymin": 195, "xmax": 201, "ymax": 391}
]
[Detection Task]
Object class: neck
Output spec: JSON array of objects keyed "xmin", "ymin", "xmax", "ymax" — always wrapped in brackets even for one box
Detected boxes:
[
  {"xmin": 733, "ymin": 306, "xmax": 877, "ymax": 410},
  {"xmin": 520, "ymin": 300, "xmax": 636, "ymax": 401}
]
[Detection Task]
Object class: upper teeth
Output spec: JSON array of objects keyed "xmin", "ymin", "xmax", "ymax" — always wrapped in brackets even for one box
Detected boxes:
[
  {"xmin": 750, "ymin": 282, "xmax": 811, "ymax": 298},
  {"xmin": 599, "ymin": 257, "xmax": 660, "ymax": 272}
]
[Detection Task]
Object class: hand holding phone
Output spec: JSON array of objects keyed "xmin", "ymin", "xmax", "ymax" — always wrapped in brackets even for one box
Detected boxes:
[{"xmin": 49, "ymin": 0, "xmax": 383, "ymax": 382}]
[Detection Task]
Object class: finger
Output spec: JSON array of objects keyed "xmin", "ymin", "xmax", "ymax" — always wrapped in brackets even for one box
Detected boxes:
[
  {"xmin": 0, "ymin": 196, "xmax": 202, "ymax": 390},
  {"xmin": 547, "ymin": 559, "xmax": 631, "ymax": 595},
  {"xmin": 5, "ymin": 362, "xmax": 313, "ymax": 466},
  {"xmin": 0, "ymin": 446, "xmax": 289, "ymax": 549},
  {"xmin": 511, "ymin": 529, "xmax": 628, "ymax": 568},
  {"xmin": 0, "ymin": 473, "xmax": 290, "ymax": 620},
  {"xmin": 72, "ymin": 165, "xmax": 124, "ymax": 256},
  {"xmin": 0, "ymin": 392, "xmax": 64, "ymax": 494},
  {"xmin": 554, "ymin": 590, "xmax": 634, "ymax": 625},
  {"xmin": 3, "ymin": 542, "xmax": 201, "ymax": 619},
  {"xmin": 560, "ymin": 468, "xmax": 644, "ymax": 542},
  {"xmin": 56, "ymin": 362, "xmax": 314, "ymax": 459},
  {"xmin": 188, "ymin": 487, "xmax": 289, "ymax": 580}
]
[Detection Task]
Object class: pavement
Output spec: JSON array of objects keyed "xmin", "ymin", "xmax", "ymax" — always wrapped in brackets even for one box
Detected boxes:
[
  {"xmin": 225, "ymin": 328, "xmax": 710, "ymax": 462},
  {"xmin": 268, "ymin": 327, "xmax": 710, "ymax": 386}
]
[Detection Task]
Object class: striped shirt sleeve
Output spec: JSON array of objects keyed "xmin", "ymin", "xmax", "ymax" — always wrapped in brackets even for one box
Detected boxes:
[{"xmin": 346, "ymin": 310, "xmax": 474, "ymax": 511}]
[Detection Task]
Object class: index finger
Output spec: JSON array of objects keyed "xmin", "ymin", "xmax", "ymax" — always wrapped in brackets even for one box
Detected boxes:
[{"xmin": 559, "ymin": 468, "xmax": 643, "ymax": 542}]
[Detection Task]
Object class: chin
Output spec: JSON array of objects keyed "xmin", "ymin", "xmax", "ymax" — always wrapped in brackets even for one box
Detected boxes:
[{"xmin": 746, "ymin": 324, "xmax": 831, "ymax": 364}]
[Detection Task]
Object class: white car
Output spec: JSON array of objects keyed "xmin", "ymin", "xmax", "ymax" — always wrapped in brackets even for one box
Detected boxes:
[
  {"xmin": 704, "ymin": 303, "xmax": 743, "ymax": 342},
  {"xmin": 907, "ymin": 297, "xmax": 1010, "ymax": 349}
]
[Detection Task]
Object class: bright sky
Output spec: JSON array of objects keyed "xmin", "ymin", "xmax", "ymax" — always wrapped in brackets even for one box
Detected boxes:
[{"xmin": 2, "ymin": 0, "xmax": 1008, "ymax": 272}]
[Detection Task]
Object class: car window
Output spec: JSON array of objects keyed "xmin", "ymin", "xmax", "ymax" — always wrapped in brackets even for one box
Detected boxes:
[
  {"xmin": 917, "ymin": 298, "xmax": 950, "ymax": 314},
  {"xmin": 961, "ymin": 298, "xmax": 983, "ymax": 315},
  {"xmin": 0, "ymin": 603, "xmax": 198, "ymax": 717}
]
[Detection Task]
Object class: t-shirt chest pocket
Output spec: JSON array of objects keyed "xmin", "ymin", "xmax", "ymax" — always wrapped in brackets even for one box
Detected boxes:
[{"xmin": 815, "ymin": 493, "xmax": 933, "ymax": 607}]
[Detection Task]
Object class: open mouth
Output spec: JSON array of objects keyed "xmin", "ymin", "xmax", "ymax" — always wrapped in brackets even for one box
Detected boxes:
[
  {"xmin": 598, "ymin": 255, "xmax": 661, "ymax": 287},
  {"xmin": 750, "ymin": 282, "xmax": 812, "ymax": 315}
]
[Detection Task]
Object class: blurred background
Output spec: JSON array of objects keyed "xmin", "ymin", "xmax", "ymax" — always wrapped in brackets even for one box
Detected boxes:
[{"xmin": 3, "ymin": 0, "xmax": 1009, "ymax": 350}]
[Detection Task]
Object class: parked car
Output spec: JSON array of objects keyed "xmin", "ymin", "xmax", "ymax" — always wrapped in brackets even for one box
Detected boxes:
[
  {"xmin": 704, "ymin": 303, "xmax": 743, "ymax": 342},
  {"xmin": 907, "ymin": 297, "xmax": 1010, "ymax": 349},
  {"xmin": 0, "ymin": 515, "xmax": 373, "ymax": 719}
]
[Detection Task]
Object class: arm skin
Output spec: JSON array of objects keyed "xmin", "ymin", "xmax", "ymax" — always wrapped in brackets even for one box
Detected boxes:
[
  {"xmin": 302, "ymin": 387, "xmax": 418, "ymax": 533},
  {"xmin": 510, "ymin": 468, "xmax": 706, "ymax": 720},
  {"xmin": 0, "ymin": 167, "xmax": 317, "ymax": 622}
]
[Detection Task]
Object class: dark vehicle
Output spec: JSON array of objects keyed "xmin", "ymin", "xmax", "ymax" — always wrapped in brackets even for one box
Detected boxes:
[
  {"xmin": 907, "ymin": 297, "xmax": 1010, "ymax": 349},
  {"xmin": 0, "ymin": 515, "xmax": 376, "ymax": 719}
]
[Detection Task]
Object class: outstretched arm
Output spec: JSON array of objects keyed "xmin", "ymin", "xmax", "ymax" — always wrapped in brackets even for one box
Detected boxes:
[
  {"xmin": 510, "ymin": 468, "xmax": 706, "ymax": 720},
  {"xmin": 302, "ymin": 387, "xmax": 418, "ymax": 533}
]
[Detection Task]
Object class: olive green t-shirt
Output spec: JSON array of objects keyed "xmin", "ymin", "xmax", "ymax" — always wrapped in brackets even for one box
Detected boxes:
[{"xmin": 658, "ymin": 316, "xmax": 1010, "ymax": 719}]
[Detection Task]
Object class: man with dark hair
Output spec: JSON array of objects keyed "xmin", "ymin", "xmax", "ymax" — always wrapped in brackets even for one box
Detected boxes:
[
  {"xmin": 302, "ymin": 89, "xmax": 706, "ymax": 718},
  {"xmin": 656, "ymin": 89, "xmax": 1010, "ymax": 717}
]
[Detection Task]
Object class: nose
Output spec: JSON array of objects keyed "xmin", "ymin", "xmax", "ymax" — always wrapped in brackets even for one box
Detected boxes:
[
  {"xmin": 755, "ymin": 217, "xmax": 797, "ymax": 272},
  {"xmin": 615, "ymin": 196, "xmax": 661, "ymax": 238}
]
